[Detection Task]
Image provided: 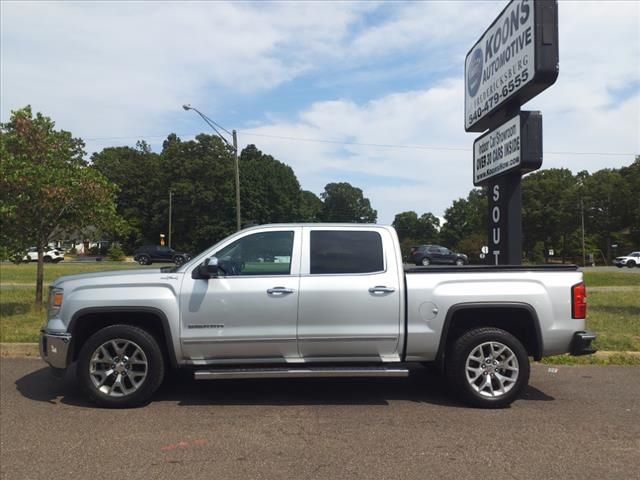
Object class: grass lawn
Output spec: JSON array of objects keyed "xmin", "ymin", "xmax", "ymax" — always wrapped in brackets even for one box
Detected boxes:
[
  {"xmin": 1, "ymin": 265, "xmax": 639, "ymax": 362},
  {"xmin": 0, "ymin": 287, "xmax": 44, "ymax": 343},
  {"xmin": 587, "ymin": 289, "xmax": 639, "ymax": 351},
  {"xmin": 582, "ymin": 270, "xmax": 640, "ymax": 287},
  {"xmin": 0, "ymin": 262, "xmax": 153, "ymax": 343},
  {"xmin": 0, "ymin": 261, "xmax": 147, "ymax": 285}
]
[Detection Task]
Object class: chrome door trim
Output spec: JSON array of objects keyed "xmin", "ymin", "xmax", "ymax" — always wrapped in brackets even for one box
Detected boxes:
[
  {"xmin": 298, "ymin": 335, "xmax": 398, "ymax": 342},
  {"xmin": 183, "ymin": 337, "xmax": 296, "ymax": 344}
]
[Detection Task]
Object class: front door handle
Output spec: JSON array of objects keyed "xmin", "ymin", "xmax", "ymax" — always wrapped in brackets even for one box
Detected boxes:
[
  {"xmin": 368, "ymin": 286, "xmax": 396, "ymax": 294},
  {"xmin": 267, "ymin": 287, "xmax": 294, "ymax": 295}
]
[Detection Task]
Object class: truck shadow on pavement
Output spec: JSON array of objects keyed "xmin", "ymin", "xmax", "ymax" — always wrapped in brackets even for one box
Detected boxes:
[{"xmin": 15, "ymin": 364, "xmax": 554, "ymax": 409}]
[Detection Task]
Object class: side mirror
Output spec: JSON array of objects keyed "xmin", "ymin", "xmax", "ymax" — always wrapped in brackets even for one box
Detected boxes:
[{"xmin": 193, "ymin": 256, "xmax": 220, "ymax": 279}]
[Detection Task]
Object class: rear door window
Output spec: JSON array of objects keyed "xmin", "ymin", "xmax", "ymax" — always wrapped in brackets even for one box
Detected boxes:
[{"xmin": 310, "ymin": 231, "xmax": 384, "ymax": 274}]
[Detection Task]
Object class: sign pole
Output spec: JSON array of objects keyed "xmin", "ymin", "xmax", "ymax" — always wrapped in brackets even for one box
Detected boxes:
[
  {"xmin": 465, "ymin": 0, "xmax": 557, "ymax": 266},
  {"xmin": 487, "ymin": 173, "xmax": 522, "ymax": 265}
]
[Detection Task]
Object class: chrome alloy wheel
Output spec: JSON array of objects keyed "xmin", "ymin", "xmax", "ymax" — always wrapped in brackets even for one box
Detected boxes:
[
  {"xmin": 465, "ymin": 341, "xmax": 519, "ymax": 398},
  {"xmin": 89, "ymin": 339, "xmax": 148, "ymax": 397}
]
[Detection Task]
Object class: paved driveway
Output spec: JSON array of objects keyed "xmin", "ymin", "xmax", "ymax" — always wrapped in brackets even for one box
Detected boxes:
[{"xmin": 1, "ymin": 359, "xmax": 638, "ymax": 480}]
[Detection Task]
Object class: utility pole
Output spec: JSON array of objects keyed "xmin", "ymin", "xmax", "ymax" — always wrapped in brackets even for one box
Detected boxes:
[
  {"xmin": 168, "ymin": 190, "xmax": 173, "ymax": 248},
  {"xmin": 232, "ymin": 130, "xmax": 241, "ymax": 231}
]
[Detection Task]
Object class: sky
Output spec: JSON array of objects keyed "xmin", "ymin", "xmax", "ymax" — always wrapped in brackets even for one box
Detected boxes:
[{"xmin": 2, "ymin": 0, "xmax": 639, "ymax": 224}]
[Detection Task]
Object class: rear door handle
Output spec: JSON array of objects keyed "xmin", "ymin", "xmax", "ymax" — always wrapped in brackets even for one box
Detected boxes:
[
  {"xmin": 267, "ymin": 287, "xmax": 295, "ymax": 295},
  {"xmin": 368, "ymin": 286, "xmax": 396, "ymax": 294}
]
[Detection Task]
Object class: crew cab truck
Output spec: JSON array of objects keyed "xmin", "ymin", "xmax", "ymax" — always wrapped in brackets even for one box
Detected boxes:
[{"xmin": 40, "ymin": 224, "xmax": 595, "ymax": 409}]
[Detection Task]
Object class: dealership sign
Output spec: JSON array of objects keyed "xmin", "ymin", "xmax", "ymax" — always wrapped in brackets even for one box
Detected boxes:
[
  {"xmin": 464, "ymin": 0, "xmax": 558, "ymax": 132},
  {"xmin": 473, "ymin": 111, "xmax": 542, "ymax": 185}
]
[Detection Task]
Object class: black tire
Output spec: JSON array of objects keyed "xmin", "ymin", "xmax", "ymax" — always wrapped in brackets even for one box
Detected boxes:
[
  {"xmin": 421, "ymin": 257, "xmax": 431, "ymax": 266},
  {"xmin": 627, "ymin": 261, "xmax": 636, "ymax": 268},
  {"xmin": 173, "ymin": 256, "xmax": 185, "ymax": 266},
  {"xmin": 446, "ymin": 327, "xmax": 530, "ymax": 408},
  {"xmin": 137, "ymin": 255, "xmax": 150, "ymax": 266},
  {"xmin": 455, "ymin": 258, "xmax": 465, "ymax": 266},
  {"xmin": 76, "ymin": 325, "xmax": 165, "ymax": 408},
  {"xmin": 43, "ymin": 256, "xmax": 52, "ymax": 263}
]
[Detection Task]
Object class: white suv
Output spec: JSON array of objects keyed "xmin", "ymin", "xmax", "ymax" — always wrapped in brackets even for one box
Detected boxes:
[
  {"xmin": 613, "ymin": 251, "xmax": 640, "ymax": 268},
  {"xmin": 23, "ymin": 247, "xmax": 64, "ymax": 263}
]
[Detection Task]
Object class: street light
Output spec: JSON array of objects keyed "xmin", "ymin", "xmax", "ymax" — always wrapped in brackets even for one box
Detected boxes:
[{"xmin": 182, "ymin": 104, "xmax": 241, "ymax": 231}]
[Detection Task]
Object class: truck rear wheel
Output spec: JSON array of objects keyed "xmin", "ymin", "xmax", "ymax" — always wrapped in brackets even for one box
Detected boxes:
[
  {"xmin": 446, "ymin": 327, "xmax": 530, "ymax": 408},
  {"xmin": 77, "ymin": 325, "xmax": 165, "ymax": 408}
]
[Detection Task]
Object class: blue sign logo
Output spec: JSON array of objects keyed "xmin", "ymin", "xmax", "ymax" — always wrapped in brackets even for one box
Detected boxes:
[{"xmin": 467, "ymin": 48, "xmax": 483, "ymax": 97}]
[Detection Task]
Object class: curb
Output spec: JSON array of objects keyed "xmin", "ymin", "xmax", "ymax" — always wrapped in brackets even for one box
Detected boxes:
[
  {"xmin": 1, "ymin": 343, "xmax": 40, "ymax": 359},
  {"xmin": 1, "ymin": 342, "xmax": 640, "ymax": 360}
]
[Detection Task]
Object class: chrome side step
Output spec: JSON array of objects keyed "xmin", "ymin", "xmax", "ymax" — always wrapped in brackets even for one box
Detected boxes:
[{"xmin": 194, "ymin": 366, "xmax": 409, "ymax": 380}]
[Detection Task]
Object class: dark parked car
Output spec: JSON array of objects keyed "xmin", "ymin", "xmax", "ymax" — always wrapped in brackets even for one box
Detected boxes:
[
  {"xmin": 409, "ymin": 245, "xmax": 468, "ymax": 266},
  {"xmin": 133, "ymin": 245, "xmax": 191, "ymax": 266}
]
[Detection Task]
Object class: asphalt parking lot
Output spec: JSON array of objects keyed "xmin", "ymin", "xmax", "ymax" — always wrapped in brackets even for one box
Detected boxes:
[{"xmin": 1, "ymin": 359, "xmax": 638, "ymax": 480}]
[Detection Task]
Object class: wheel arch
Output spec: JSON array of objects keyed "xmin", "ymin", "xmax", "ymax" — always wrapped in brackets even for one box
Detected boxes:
[
  {"xmin": 436, "ymin": 302, "xmax": 543, "ymax": 365},
  {"xmin": 68, "ymin": 307, "xmax": 177, "ymax": 368}
]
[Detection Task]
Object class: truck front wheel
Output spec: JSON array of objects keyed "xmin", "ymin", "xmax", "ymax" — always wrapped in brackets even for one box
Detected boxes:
[
  {"xmin": 446, "ymin": 327, "xmax": 530, "ymax": 408},
  {"xmin": 77, "ymin": 325, "xmax": 165, "ymax": 408}
]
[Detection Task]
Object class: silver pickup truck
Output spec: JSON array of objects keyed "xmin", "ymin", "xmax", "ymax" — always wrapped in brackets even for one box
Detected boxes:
[{"xmin": 40, "ymin": 224, "xmax": 595, "ymax": 408}]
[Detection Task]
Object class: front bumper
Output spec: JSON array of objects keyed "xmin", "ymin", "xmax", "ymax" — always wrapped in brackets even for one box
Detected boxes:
[
  {"xmin": 39, "ymin": 330, "xmax": 72, "ymax": 369},
  {"xmin": 570, "ymin": 331, "xmax": 597, "ymax": 356}
]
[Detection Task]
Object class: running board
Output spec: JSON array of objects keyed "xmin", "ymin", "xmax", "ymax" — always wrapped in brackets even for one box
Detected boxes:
[{"xmin": 194, "ymin": 366, "xmax": 409, "ymax": 380}]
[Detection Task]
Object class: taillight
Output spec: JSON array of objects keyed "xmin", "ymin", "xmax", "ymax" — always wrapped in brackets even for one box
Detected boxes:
[{"xmin": 572, "ymin": 283, "xmax": 587, "ymax": 319}]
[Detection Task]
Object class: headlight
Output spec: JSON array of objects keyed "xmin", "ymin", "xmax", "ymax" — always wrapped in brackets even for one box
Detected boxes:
[{"xmin": 48, "ymin": 287, "xmax": 64, "ymax": 315}]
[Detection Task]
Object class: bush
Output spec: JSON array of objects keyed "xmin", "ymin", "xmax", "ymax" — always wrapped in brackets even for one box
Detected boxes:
[{"xmin": 107, "ymin": 244, "xmax": 125, "ymax": 261}]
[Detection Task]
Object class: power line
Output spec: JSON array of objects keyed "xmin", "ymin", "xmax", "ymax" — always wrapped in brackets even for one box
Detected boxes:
[{"xmin": 82, "ymin": 130, "xmax": 638, "ymax": 157}]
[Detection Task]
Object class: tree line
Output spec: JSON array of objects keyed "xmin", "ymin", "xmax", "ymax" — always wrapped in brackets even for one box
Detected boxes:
[
  {"xmin": 0, "ymin": 107, "xmax": 377, "ymax": 259},
  {"xmin": 2, "ymin": 105, "xmax": 638, "ymax": 305},
  {"xmin": 91, "ymin": 135, "xmax": 378, "ymax": 254},
  {"xmin": 393, "ymin": 160, "xmax": 639, "ymax": 264}
]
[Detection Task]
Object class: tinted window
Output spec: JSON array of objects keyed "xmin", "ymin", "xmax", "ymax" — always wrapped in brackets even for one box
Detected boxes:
[
  {"xmin": 215, "ymin": 231, "xmax": 294, "ymax": 276},
  {"xmin": 310, "ymin": 231, "xmax": 384, "ymax": 274}
]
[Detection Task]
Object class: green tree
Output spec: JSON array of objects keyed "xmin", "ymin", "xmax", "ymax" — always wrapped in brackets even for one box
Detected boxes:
[
  {"xmin": 298, "ymin": 190, "xmax": 323, "ymax": 222},
  {"xmin": 439, "ymin": 188, "xmax": 487, "ymax": 249},
  {"xmin": 522, "ymin": 168, "xmax": 579, "ymax": 263},
  {"xmin": 392, "ymin": 211, "xmax": 439, "ymax": 243},
  {"xmin": 455, "ymin": 233, "xmax": 486, "ymax": 264},
  {"xmin": 320, "ymin": 182, "xmax": 377, "ymax": 223},
  {"xmin": 240, "ymin": 144, "xmax": 301, "ymax": 224},
  {"xmin": 582, "ymin": 168, "xmax": 631, "ymax": 263},
  {"xmin": 0, "ymin": 106, "xmax": 121, "ymax": 304},
  {"xmin": 392, "ymin": 211, "xmax": 420, "ymax": 243},
  {"xmin": 158, "ymin": 133, "xmax": 236, "ymax": 252},
  {"xmin": 91, "ymin": 141, "xmax": 161, "ymax": 251},
  {"xmin": 619, "ymin": 156, "xmax": 640, "ymax": 248}
]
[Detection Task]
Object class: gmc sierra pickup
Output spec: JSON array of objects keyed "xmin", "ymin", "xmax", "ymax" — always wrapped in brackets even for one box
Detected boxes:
[{"xmin": 40, "ymin": 224, "xmax": 595, "ymax": 408}]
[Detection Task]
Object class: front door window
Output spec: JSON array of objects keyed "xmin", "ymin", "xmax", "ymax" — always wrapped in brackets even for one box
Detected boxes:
[{"xmin": 215, "ymin": 231, "xmax": 294, "ymax": 276}]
